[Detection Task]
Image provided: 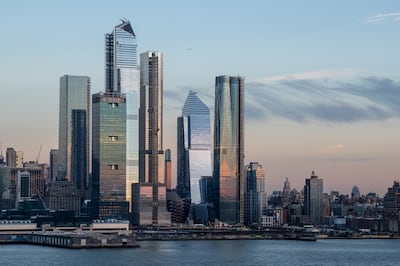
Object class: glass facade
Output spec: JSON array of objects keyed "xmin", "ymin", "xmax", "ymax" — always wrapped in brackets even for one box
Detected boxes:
[
  {"xmin": 92, "ymin": 92, "xmax": 127, "ymax": 218},
  {"xmin": 71, "ymin": 110, "xmax": 87, "ymax": 190},
  {"xmin": 244, "ymin": 162, "xmax": 266, "ymax": 225},
  {"xmin": 177, "ymin": 91, "xmax": 212, "ymax": 204},
  {"xmin": 213, "ymin": 76, "xmax": 245, "ymax": 225},
  {"xmin": 105, "ymin": 20, "xmax": 139, "ymax": 210},
  {"xmin": 58, "ymin": 75, "xmax": 90, "ymax": 186}
]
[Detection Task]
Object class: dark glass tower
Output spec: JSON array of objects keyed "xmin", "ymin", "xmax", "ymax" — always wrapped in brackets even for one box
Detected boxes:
[
  {"xmin": 213, "ymin": 75, "xmax": 245, "ymax": 225},
  {"xmin": 71, "ymin": 110, "xmax": 87, "ymax": 190}
]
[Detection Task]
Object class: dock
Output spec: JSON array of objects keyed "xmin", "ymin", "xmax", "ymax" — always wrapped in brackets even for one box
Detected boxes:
[{"xmin": 0, "ymin": 231, "xmax": 139, "ymax": 248}]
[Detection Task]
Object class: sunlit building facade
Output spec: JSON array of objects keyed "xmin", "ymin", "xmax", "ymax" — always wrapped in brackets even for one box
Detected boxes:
[
  {"xmin": 177, "ymin": 91, "xmax": 212, "ymax": 204},
  {"xmin": 105, "ymin": 20, "xmax": 140, "ymax": 209},
  {"xmin": 58, "ymin": 75, "xmax": 90, "ymax": 186},
  {"xmin": 213, "ymin": 75, "xmax": 245, "ymax": 225},
  {"xmin": 165, "ymin": 149, "xmax": 172, "ymax": 189},
  {"xmin": 304, "ymin": 171, "xmax": 323, "ymax": 225}
]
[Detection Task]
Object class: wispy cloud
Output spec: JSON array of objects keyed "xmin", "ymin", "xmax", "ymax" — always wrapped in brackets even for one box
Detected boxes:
[
  {"xmin": 252, "ymin": 69, "xmax": 360, "ymax": 83},
  {"xmin": 321, "ymin": 144, "xmax": 345, "ymax": 155},
  {"xmin": 246, "ymin": 73, "xmax": 400, "ymax": 123},
  {"xmin": 165, "ymin": 71, "xmax": 400, "ymax": 124},
  {"xmin": 364, "ymin": 12, "xmax": 400, "ymax": 24}
]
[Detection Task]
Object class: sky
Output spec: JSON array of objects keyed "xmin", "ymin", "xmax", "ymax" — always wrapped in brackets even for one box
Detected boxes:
[{"xmin": 1, "ymin": 0, "xmax": 400, "ymax": 196}]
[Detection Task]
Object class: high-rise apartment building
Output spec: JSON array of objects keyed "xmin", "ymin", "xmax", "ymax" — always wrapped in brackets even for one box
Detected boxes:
[
  {"xmin": 177, "ymin": 91, "xmax": 212, "ymax": 204},
  {"xmin": 139, "ymin": 51, "xmax": 164, "ymax": 184},
  {"xmin": 91, "ymin": 92, "xmax": 127, "ymax": 219},
  {"xmin": 137, "ymin": 51, "xmax": 170, "ymax": 225},
  {"xmin": 304, "ymin": 171, "xmax": 323, "ymax": 225},
  {"xmin": 244, "ymin": 162, "xmax": 266, "ymax": 225},
  {"xmin": 213, "ymin": 75, "xmax": 245, "ymax": 225},
  {"xmin": 105, "ymin": 20, "xmax": 139, "ymax": 208},
  {"xmin": 58, "ymin": 75, "xmax": 90, "ymax": 188}
]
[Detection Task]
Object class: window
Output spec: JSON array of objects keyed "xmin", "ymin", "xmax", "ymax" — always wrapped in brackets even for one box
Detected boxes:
[
  {"xmin": 108, "ymin": 136, "xmax": 119, "ymax": 142},
  {"xmin": 109, "ymin": 164, "xmax": 119, "ymax": 170},
  {"xmin": 109, "ymin": 102, "xmax": 119, "ymax": 108}
]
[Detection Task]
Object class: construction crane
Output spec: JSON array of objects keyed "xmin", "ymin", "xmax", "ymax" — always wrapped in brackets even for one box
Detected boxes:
[{"xmin": 36, "ymin": 144, "xmax": 42, "ymax": 164}]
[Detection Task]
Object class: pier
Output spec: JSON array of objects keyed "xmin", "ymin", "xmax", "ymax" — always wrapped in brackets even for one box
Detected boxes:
[{"xmin": 0, "ymin": 231, "xmax": 139, "ymax": 248}]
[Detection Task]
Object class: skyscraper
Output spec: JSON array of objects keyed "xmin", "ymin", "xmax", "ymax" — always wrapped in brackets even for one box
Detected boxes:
[
  {"xmin": 177, "ymin": 91, "xmax": 212, "ymax": 204},
  {"xmin": 304, "ymin": 171, "xmax": 323, "ymax": 225},
  {"xmin": 244, "ymin": 162, "xmax": 266, "ymax": 225},
  {"xmin": 58, "ymin": 75, "xmax": 90, "ymax": 187},
  {"xmin": 91, "ymin": 92, "xmax": 127, "ymax": 219},
  {"xmin": 71, "ymin": 110, "xmax": 87, "ymax": 190},
  {"xmin": 105, "ymin": 20, "xmax": 139, "ymax": 208},
  {"xmin": 137, "ymin": 51, "xmax": 170, "ymax": 225},
  {"xmin": 139, "ymin": 51, "xmax": 164, "ymax": 184},
  {"xmin": 213, "ymin": 75, "xmax": 245, "ymax": 225}
]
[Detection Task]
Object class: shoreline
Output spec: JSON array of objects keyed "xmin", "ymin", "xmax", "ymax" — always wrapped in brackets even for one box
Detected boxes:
[{"xmin": 1, "ymin": 230, "xmax": 399, "ymax": 248}]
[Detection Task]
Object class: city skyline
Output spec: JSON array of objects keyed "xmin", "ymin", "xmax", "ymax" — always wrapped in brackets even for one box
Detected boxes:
[{"xmin": 1, "ymin": 1, "xmax": 400, "ymax": 195}]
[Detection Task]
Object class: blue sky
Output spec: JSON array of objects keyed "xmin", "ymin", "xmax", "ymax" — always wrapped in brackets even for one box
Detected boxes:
[{"xmin": 1, "ymin": 1, "xmax": 400, "ymax": 194}]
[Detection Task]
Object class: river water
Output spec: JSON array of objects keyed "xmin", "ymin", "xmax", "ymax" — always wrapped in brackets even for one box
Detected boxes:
[{"xmin": 1, "ymin": 239, "xmax": 399, "ymax": 265}]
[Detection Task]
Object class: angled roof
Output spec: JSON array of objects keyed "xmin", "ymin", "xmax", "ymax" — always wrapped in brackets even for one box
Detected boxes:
[
  {"xmin": 116, "ymin": 19, "xmax": 135, "ymax": 36},
  {"xmin": 182, "ymin": 91, "xmax": 210, "ymax": 116}
]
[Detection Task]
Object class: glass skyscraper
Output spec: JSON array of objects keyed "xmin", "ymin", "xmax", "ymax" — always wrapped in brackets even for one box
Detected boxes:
[
  {"xmin": 91, "ymin": 92, "xmax": 127, "ymax": 219},
  {"xmin": 177, "ymin": 91, "xmax": 212, "ymax": 204},
  {"xmin": 58, "ymin": 75, "xmax": 90, "ymax": 188},
  {"xmin": 71, "ymin": 110, "xmax": 87, "ymax": 190},
  {"xmin": 105, "ymin": 20, "xmax": 139, "ymax": 209},
  {"xmin": 213, "ymin": 75, "xmax": 245, "ymax": 225},
  {"xmin": 244, "ymin": 162, "xmax": 266, "ymax": 225}
]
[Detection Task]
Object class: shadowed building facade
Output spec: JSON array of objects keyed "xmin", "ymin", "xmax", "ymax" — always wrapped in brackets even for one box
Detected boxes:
[
  {"xmin": 213, "ymin": 75, "xmax": 245, "ymax": 225},
  {"xmin": 58, "ymin": 75, "xmax": 90, "ymax": 187}
]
